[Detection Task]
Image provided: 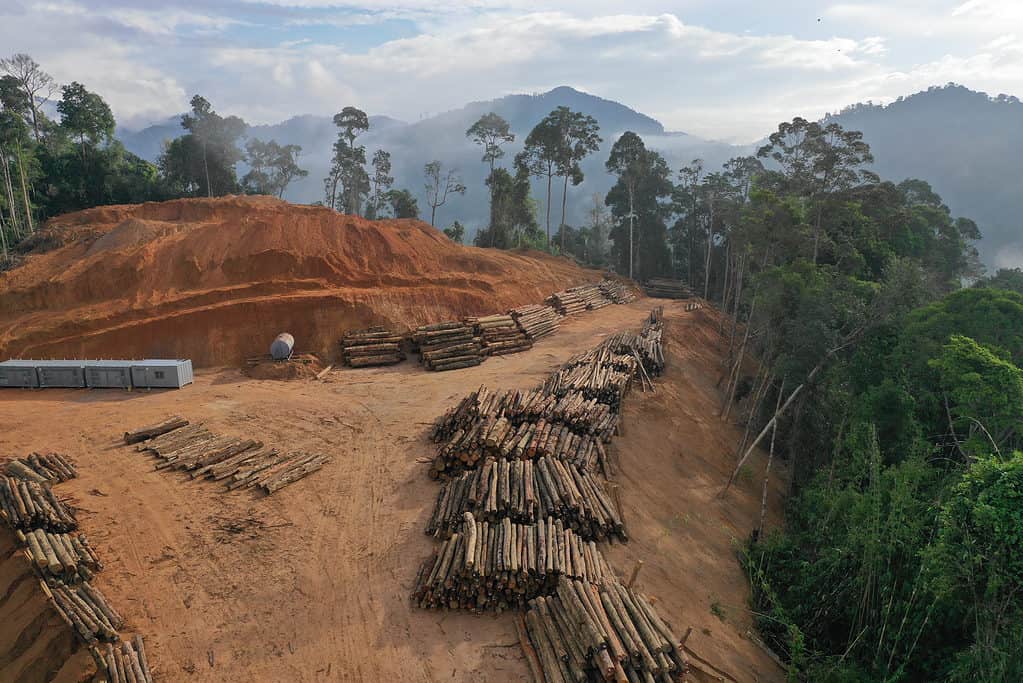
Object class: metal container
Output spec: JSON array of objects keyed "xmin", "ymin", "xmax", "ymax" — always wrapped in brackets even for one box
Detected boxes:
[
  {"xmin": 83, "ymin": 360, "xmax": 133, "ymax": 388},
  {"xmin": 35, "ymin": 360, "xmax": 86, "ymax": 388},
  {"xmin": 0, "ymin": 360, "xmax": 40, "ymax": 388},
  {"xmin": 130, "ymin": 359, "xmax": 194, "ymax": 388},
  {"xmin": 270, "ymin": 333, "xmax": 295, "ymax": 360}
]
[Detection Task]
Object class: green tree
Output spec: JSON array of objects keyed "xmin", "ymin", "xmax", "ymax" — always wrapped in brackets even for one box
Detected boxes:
[
  {"xmin": 242, "ymin": 139, "xmax": 307, "ymax": 198},
  {"xmin": 443, "ymin": 220, "xmax": 465, "ymax": 244}
]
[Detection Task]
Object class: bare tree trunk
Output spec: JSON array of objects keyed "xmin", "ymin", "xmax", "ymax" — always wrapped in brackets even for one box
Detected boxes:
[
  {"xmin": 560, "ymin": 174, "xmax": 569, "ymax": 254},
  {"xmin": 15, "ymin": 145, "xmax": 33, "ymax": 234},
  {"xmin": 756, "ymin": 378, "xmax": 785, "ymax": 537}
]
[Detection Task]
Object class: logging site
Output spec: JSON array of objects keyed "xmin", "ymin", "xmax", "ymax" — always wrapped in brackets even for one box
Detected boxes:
[{"xmin": 4, "ymin": 10, "xmax": 1022, "ymax": 681}]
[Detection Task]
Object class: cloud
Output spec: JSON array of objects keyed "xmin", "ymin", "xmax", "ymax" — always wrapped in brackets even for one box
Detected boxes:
[{"xmin": 1, "ymin": 2, "xmax": 1020, "ymax": 141}]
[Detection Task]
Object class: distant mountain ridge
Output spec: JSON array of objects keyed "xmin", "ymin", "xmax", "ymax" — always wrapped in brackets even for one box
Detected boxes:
[{"xmin": 117, "ymin": 84, "xmax": 1021, "ymax": 268}]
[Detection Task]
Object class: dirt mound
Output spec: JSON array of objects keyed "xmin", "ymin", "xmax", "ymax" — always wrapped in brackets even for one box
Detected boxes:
[{"xmin": 0, "ymin": 196, "xmax": 600, "ymax": 367}]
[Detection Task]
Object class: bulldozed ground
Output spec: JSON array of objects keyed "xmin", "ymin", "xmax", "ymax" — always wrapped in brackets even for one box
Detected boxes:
[{"xmin": 0, "ymin": 299, "xmax": 785, "ymax": 682}]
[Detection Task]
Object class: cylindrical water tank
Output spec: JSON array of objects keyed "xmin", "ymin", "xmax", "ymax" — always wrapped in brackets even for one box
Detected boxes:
[{"xmin": 270, "ymin": 333, "xmax": 295, "ymax": 360}]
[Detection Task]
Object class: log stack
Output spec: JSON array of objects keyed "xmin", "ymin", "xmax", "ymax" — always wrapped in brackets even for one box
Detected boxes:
[
  {"xmin": 644, "ymin": 278, "xmax": 690, "ymax": 299},
  {"xmin": 0, "ymin": 477, "xmax": 77, "ymax": 532},
  {"xmin": 523, "ymin": 577, "xmax": 689, "ymax": 682},
  {"xmin": 4, "ymin": 453, "xmax": 77, "ymax": 483},
  {"xmin": 470, "ymin": 314, "xmax": 533, "ymax": 357},
  {"xmin": 413, "ymin": 321, "xmax": 484, "ymax": 371},
  {"xmin": 411, "ymin": 513, "xmax": 617, "ymax": 612},
  {"xmin": 426, "ymin": 456, "xmax": 626, "ymax": 542},
  {"xmin": 341, "ymin": 327, "xmax": 406, "ymax": 367},
  {"xmin": 129, "ymin": 418, "xmax": 331, "ymax": 494},
  {"xmin": 96, "ymin": 636, "xmax": 154, "ymax": 683},
  {"xmin": 548, "ymin": 289, "xmax": 589, "ymax": 316},
  {"xmin": 598, "ymin": 279, "xmax": 636, "ymax": 305},
  {"xmin": 46, "ymin": 581, "xmax": 124, "ymax": 644},
  {"xmin": 17, "ymin": 528, "xmax": 102, "ymax": 583},
  {"xmin": 511, "ymin": 304, "xmax": 561, "ymax": 341}
]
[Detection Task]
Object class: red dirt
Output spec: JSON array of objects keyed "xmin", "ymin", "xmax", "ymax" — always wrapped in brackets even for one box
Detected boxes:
[
  {"xmin": 0, "ymin": 196, "xmax": 600, "ymax": 367},
  {"xmin": 0, "ymin": 300, "xmax": 786, "ymax": 683}
]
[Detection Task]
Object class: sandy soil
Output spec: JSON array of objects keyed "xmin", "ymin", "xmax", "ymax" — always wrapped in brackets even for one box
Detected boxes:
[{"xmin": 0, "ymin": 299, "xmax": 785, "ymax": 682}]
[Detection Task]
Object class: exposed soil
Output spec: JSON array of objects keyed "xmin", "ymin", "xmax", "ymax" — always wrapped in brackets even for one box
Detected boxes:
[
  {"xmin": 0, "ymin": 299, "xmax": 785, "ymax": 683},
  {"xmin": 0, "ymin": 196, "xmax": 600, "ymax": 367}
]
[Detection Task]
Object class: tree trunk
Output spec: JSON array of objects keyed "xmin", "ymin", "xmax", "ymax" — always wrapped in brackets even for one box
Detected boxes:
[
  {"xmin": 560, "ymin": 174, "xmax": 569, "ymax": 254},
  {"xmin": 15, "ymin": 145, "xmax": 33, "ymax": 234}
]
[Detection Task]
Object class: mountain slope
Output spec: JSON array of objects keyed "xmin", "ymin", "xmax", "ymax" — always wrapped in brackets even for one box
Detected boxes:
[{"xmin": 825, "ymin": 85, "xmax": 1023, "ymax": 268}]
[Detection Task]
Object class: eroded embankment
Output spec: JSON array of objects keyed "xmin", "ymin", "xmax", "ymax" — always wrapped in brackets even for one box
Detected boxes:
[
  {"xmin": 0, "ymin": 196, "xmax": 600, "ymax": 366},
  {"xmin": 0, "ymin": 528, "xmax": 93, "ymax": 682}
]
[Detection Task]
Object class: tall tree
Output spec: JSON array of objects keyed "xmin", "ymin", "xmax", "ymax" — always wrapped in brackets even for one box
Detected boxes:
[
  {"xmin": 242, "ymin": 139, "xmax": 307, "ymax": 198},
  {"xmin": 367, "ymin": 149, "xmax": 394, "ymax": 219},
  {"xmin": 0, "ymin": 54, "xmax": 54, "ymax": 143},
  {"xmin": 326, "ymin": 106, "xmax": 369, "ymax": 215},
  {"xmin": 423, "ymin": 161, "xmax": 465, "ymax": 227},
  {"xmin": 160, "ymin": 95, "xmax": 246, "ymax": 198}
]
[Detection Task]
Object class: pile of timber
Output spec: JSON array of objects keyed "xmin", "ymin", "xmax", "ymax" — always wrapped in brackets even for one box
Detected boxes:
[
  {"xmin": 46, "ymin": 581, "xmax": 123, "ymax": 644},
  {"xmin": 123, "ymin": 415, "xmax": 189, "ymax": 444},
  {"xmin": 433, "ymin": 419, "xmax": 606, "ymax": 478},
  {"xmin": 470, "ymin": 314, "xmax": 533, "ymax": 357},
  {"xmin": 547, "ymin": 289, "xmax": 589, "ymax": 316},
  {"xmin": 17, "ymin": 528, "xmax": 102, "ymax": 583},
  {"xmin": 411, "ymin": 513, "xmax": 616, "ymax": 612},
  {"xmin": 644, "ymin": 278, "xmax": 690, "ymax": 300},
  {"xmin": 0, "ymin": 477, "xmax": 77, "ymax": 532},
  {"xmin": 341, "ymin": 327, "xmax": 406, "ymax": 367},
  {"xmin": 523, "ymin": 577, "xmax": 688, "ymax": 683},
  {"xmin": 511, "ymin": 304, "xmax": 561, "ymax": 340},
  {"xmin": 598, "ymin": 279, "xmax": 636, "ymax": 305},
  {"xmin": 130, "ymin": 419, "xmax": 331, "ymax": 494},
  {"xmin": 97, "ymin": 637, "xmax": 154, "ymax": 683},
  {"xmin": 413, "ymin": 321, "xmax": 484, "ymax": 371},
  {"xmin": 426, "ymin": 457, "xmax": 626, "ymax": 542},
  {"xmin": 4, "ymin": 453, "xmax": 77, "ymax": 483},
  {"xmin": 544, "ymin": 363, "xmax": 633, "ymax": 411},
  {"xmin": 431, "ymin": 387, "xmax": 619, "ymax": 447}
]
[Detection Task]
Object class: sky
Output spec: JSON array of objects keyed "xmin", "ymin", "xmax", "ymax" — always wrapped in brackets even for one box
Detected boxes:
[{"xmin": 1, "ymin": 1, "xmax": 1021, "ymax": 142}]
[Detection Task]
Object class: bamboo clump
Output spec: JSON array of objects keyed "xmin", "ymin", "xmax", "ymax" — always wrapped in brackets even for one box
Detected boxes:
[
  {"xmin": 411, "ymin": 513, "xmax": 617, "ymax": 612},
  {"xmin": 341, "ymin": 327, "xmax": 406, "ymax": 367},
  {"xmin": 4, "ymin": 452, "xmax": 77, "ymax": 483},
  {"xmin": 426, "ymin": 456, "xmax": 626, "ymax": 542}
]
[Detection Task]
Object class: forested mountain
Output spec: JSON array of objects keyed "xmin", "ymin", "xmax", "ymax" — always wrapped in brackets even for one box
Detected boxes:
[
  {"xmin": 117, "ymin": 84, "xmax": 1021, "ymax": 268},
  {"xmin": 825, "ymin": 85, "xmax": 1023, "ymax": 269},
  {"xmin": 117, "ymin": 86, "xmax": 740, "ymax": 235}
]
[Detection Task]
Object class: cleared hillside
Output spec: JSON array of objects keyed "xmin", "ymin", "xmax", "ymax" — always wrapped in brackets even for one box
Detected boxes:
[{"xmin": 0, "ymin": 196, "xmax": 598, "ymax": 366}]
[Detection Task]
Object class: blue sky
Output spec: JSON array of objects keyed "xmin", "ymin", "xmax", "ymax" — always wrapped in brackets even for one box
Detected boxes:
[{"xmin": 2, "ymin": 1, "xmax": 1020, "ymax": 142}]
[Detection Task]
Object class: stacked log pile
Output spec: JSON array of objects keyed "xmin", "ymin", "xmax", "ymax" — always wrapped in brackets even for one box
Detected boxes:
[
  {"xmin": 341, "ymin": 327, "xmax": 406, "ymax": 367},
  {"xmin": 130, "ymin": 418, "xmax": 331, "ymax": 494},
  {"xmin": 548, "ymin": 289, "xmax": 589, "ymax": 316},
  {"xmin": 46, "ymin": 581, "xmax": 124, "ymax": 644},
  {"xmin": 644, "ymin": 278, "xmax": 690, "ymax": 299},
  {"xmin": 97, "ymin": 637, "xmax": 154, "ymax": 683},
  {"xmin": 470, "ymin": 314, "xmax": 533, "ymax": 357},
  {"xmin": 413, "ymin": 321, "xmax": 484, "ymax": 371},
  {"xmin": 523, "ymin": 577, "xmax": 688, "ymax": 682},
  {"xmin": 426, "ymin": 457, "xmax": 626, "ymax": 542},
  {"xmin": 16, "ymin": 528, "xmax": 102, "ymax": 583},
  {"xmin": 0, "ymin": 477, "xmax": 77, "ymax": 532},
  {"xmin": 411, "ymin": 513, "xmax": 616, "ymax": 612},
  {"xmin": 4, "ymin": 452, "xmax": 77, "ymax": 482},
  {"xmin": 598, "ymin": 279, "xmax": 636, "ymax": 304},
  {"xmin": 511, "ymin": 304, "xmax": 561, "ymax": 340}
]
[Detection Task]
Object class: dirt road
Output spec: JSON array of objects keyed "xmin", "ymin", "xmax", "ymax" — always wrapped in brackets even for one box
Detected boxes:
[{"xmin": 0, "ymin": 299, "xmax": 784, "ymax": 682}]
